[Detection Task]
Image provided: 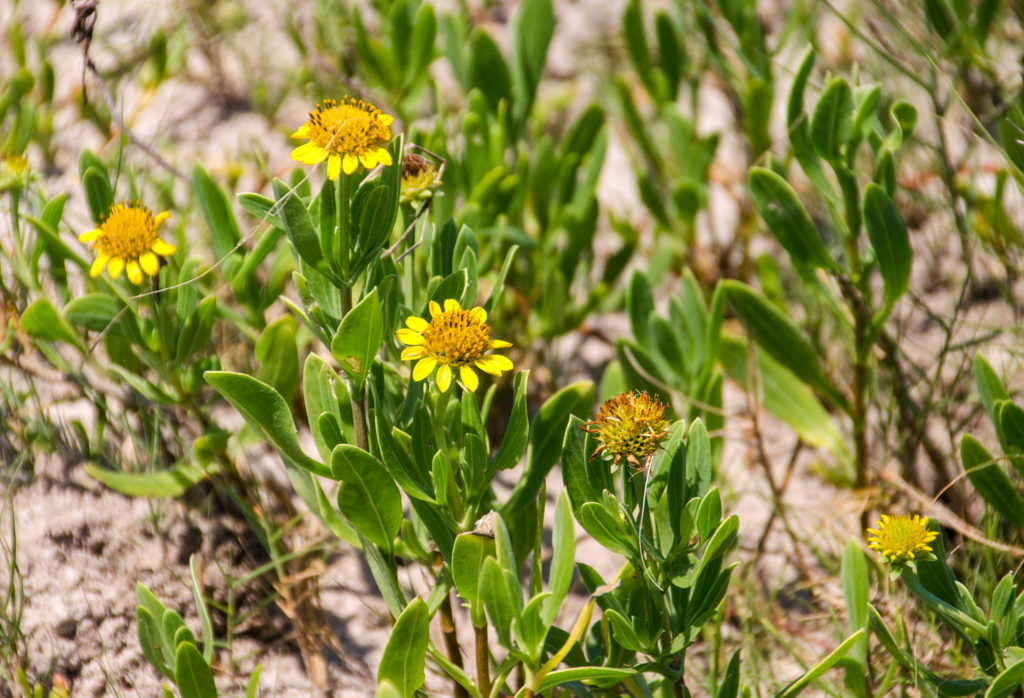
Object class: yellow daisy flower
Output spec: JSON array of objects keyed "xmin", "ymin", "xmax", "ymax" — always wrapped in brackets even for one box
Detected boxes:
[
  {"xmin": 290, "ymin": 97, "xmax": 394, "ymax": 179},
  {"xmin": 396, "ymin": 299, "xmax": 513, "ymax": 393},
  {"xmin": 867, "ymin": 514, "xmax": 939, "ymax": 565},
  {"xmin": 79, "ymin": 202, "xmax": 176, "ymax": 284},
  {"xmin": 582, "ymin": 391, "xmax": 670, "ymax": 470}
]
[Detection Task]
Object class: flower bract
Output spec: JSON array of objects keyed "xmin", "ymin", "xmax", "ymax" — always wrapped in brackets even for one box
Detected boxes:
[
  {"xmin": 396, "ymin": 299, "xmax": 513, "ymax": 393},
  {"xmin": 582, "ymin": 391, "xmax": 670, "ymax": 469},
  {"xmin": 0, "ymin": 155, "xmax": 35, "ymax": 191},
  {"xmin": 290, "ymin": 97, "xmax": 394, "ymax": 179},
  {"xmin": 866, "ymin": 514, "xmax": 939, "ymax": 565},
  {"xmin": 79, "ymin": 202, "xmax": 176, "ymax": 284}
]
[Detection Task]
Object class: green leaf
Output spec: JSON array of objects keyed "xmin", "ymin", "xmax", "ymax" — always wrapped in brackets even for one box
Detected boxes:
[
  {"xmin": 256, "ymin": 315, "xmax": 299, "ymax": 403},
  {"xmin": 193, "ymin": 163, "xmax": 241, "ymax": 260},
  {"xmin": 481, "ymin": 558, "xmax": 515, "ymax": 647},
  {"xmin": 717, "ymin": 649, "xmax": 741, "ymax": 698},
  {"xmin": 452, "ymin": 533, "xmax": 495, "ymax": 627},
  {"xmin": 205, "ymin": 371, "xmax": 330, "ymax": 478},
  {"xmin": 21, "ymin": 298, "xmax": 84, "ymax": 352},
  {"xmin": 512, "ymin": 0, "xmax": 554, "ymax": 109},
  {"xmin": 749, "ymin": 167, "xmax": 835, "ymax": 271},
  {"xmin": 488, "ymin": 371, "xmax": 530, "ymax": 473},
  {"xmin": 579, "ymin": 502, "xmax": 634, "ymax": 557},
  {"xmin": 188, "ymin": 556, "xmax": 215, "ymax": 664},
  {"xmin": 175, "ymin": 296, "xmax": 217, "ymax": 365},
  {"xmin": 562, "ymin": 416, "xmax": 611, "ymax": 519},
  {"xmin": 776, "ymin": 629, "xmax": 864, "ymax": 698},
  {"xmin": 863, "ymin": 183, "xmax": 912, "ymax": 312},
  {"xmin": 605, "ymin": 608, "xmax": 643, "ymax": 652},
  {"xmin": 721, "ymin": 281, "xmax": 847, "ymax": 410},
  {"xmin": 245, "ymin": 665, "xmax": 262, "ymax": 698},
  {"xmin": 174, "ymin": 641, "xmax": 218, "ymax": 698},
  {"xmin": 686, "ymin": 419, "xmax": 712, "ymax": 502},
  {"xmin": 627, "ymin": 270, "xmax": 655, "ymax": 344},
  {"xmin": 469, "ymin": 29, "xmax": 511, "ymax": 115},
  {"xmin": 987, "ymin": 658, "xmax": 1024, "ymax": 698},
  {"xmin": 961, "ymin": 434, "xmax": 1024, "ymax": 526},
  {"xmin": 331, "ymin": 288, "xmax": 383, "ymax": 385},
  {"xmin": 810, "ymin": 77, "xmax": 853, "ymax": 164},
  {"xmin": 272, "ymin": 178, "xmax": 330, "ymax": 280},
  {"xmin": 331, "ymin": 445, "xmax": 402, "ymax": 552},
  {"xmin": 86, "ymin": 462, "xmax": 209, "ymax": 498},
  {"xmin": 237, "ymin": 192, "xmax": 281, "ymax": 228},
  {"xmin": 841, "ymin": 538, "xmax": 868, "ymax": 663},
  {"xmin": 377, "ymin": 598, "xmax": 430, "ymax": 697},
  {"xmin": 974, "ymin": 353, "xmax": 1009, "ymax": 427},
  {"xmin": 541, "ymin": 491, "xmax": 575, "ymax": 626},
  {"xmin": 136, "ymin": 603, "xmax": 173, "ymax": 680},
  {"xmin": 304, "ymin": 353, "xmax": 347, "ymax": 462},
  {"xmin": 534, "ymin": 667, "xmax": 636, "ymax": 692},
  {"xmin": 82, "ymin": 167, "xmax": 113, "ymax": 225}
]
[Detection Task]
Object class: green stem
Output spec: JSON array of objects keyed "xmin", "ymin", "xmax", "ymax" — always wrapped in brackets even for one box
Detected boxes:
[
  {"xmin": 475, "ymin": 624, "xmax": 491, "ymax": 698},
  {"xmin": 336, "ymin": 173, "xmax": 352, "ymax": 294},
  {"xmin": 8, "ymin": 189, "xmax": 38, "ymax": 292}
]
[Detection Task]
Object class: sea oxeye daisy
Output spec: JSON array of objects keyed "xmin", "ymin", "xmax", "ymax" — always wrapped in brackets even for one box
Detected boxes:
[
  {"xmin": 867, "ymin": 514, "xmax": 939, "ymax": 565},
  {"xmin": 396, "ymin": 299, "xmax": 513, "ymax": 393},
  {"xmin": 290, "ymin": 97, "xmax": 394, "ymax": 179},
  {"xmin": 582, "ymin": 391, "xmax": 670, "ymax": 470},
  {"xmin": 399, "ymin": 152, "xmax": 442, "ymax": 204},
  {"xmin": 79, "ymin": 202, "xmax": 176, "ymax": 284}
]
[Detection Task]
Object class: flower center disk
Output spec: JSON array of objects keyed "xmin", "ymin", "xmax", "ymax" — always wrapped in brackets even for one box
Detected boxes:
[
  {"xmin": 423, "ymin": 308, "xmax": 490, "ymax": 366},
  {"xmin": 96, "ymin": 205, "xmax": 160, "ymax": 258}
]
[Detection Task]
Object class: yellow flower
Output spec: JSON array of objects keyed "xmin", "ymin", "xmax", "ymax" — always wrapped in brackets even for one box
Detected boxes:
[
  {"xmin": 582, "ymin": 391, "xmax": 670, "ymax": 469},
  {"xmin": 400, "ymin": 152, "xmax": 442, "ymax": 204},
  {"xmin": 0, "ymin": 155, "xmax": 35, "ymax": 191},
  {"xmin": 396, "ymin": 299, "xmax": 513, "ymax": 393},
  {"xmin": 867, "ymin": 514, "xmax": 939, "ymax": 565},
  {"xmin": 290, "ymin": 97, "xmax": 394, "ymax": 179},
  {"xmin": 79, "ymin": 202, "xmax": 176, "ymax": 284}
]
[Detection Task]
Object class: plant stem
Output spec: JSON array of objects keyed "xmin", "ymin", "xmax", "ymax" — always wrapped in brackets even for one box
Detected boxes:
[
  {"xmin": 438, "ymin": 585, "xmax": 469, "ymax": 698},
  {"xmin": 335, "ymin": 174, "xmax": 369, "ymax": 451},
  {"xmin": 475, "ymin": 624, "xmax": 491, "ymax": 698}
]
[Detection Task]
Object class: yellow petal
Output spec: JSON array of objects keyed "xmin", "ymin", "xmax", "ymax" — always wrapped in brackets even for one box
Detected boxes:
[
  {"xmin": 359, "ymin": 151, "xmax": 377, "ymax": 169},
  {"xmin": 395, "ymin": 328, "xmax": 425, "ymax": 346},
  {"xmin": 290, "ymin": 124, "xmax": 310, "ymax": 138},
  {"xmin": 126, "ymin": 260, "xmax": 143, "ymax": 284},
  {"xmin": 429, "ymin": 300, "xmax": 441, "ymax": 318},
  {"xmin": 488, "ymin": 339, "xmax": 513, "ymax": 349},
  {"xmin": 79, "ymin": 228, "xmax": 101, "ymax": 242},
  {"xmin": 405, "ymin": 316, "xmax": 429, "ymax": 332},
  {"xmin": 152, "ymin": 238, "xmax": 177, "ymax": 256},
  {"xmin": 342, "ymin": 153, "xmax": 359, "ymax": 175},
  {"xmin": 327, "ymin": 154, "xmax": 343, "ymax": 180},
  {"xmin": 475, "ymin": 354, "xmax": 513, "ymax": 375},
  {"xmin": 401, "ymin": 347, "xmax": 425, "ymax": 360},
  {"xmin": 376, "ymin": 148, "xmax": 393, "ymax": 167},
  {"xmin": 443, "ymin": 298, "xmax": 461, "ymax": 313},
  {"xmin": 154, "ymin": 211, "xmax": 171, "ymax": 228},
  {"xmin": 470, "ymin": 307, "xmax": 487, "ymax": 323},
  {"xmin": 89, "ymin": 253, "xmax": 110, "ymax": 277},
  {"xmin": 413, "ymin": 357, "xmax": 437, "ymax": 381},
  {"xmin": 460, "ymin": 365, "xmax": 479, "ymax": 392},
  {"xmin": 436, "ymin": 364, "xmax": 452, "ymax": 392},
  {"xmin": 108, "ymin": 257, "xmax": 125, "ymax": 278},
  {"xmin": 139, "ymin": 251, "xmax": 159, "ymax": 276},
  {"xmin": 291, "ymin": 142, "xmax": 324, "ymax": 165}
]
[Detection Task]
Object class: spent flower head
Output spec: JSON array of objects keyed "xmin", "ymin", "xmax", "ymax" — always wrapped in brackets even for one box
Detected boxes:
[
  {"xmin": 400, "ymin": 152, "xmax": 442, "ymax": 204},
  {"xmin": 583, "ymin": 391, "xmax": 670, "ymax": 469},
  {"xmin": 396, "ymin": 299, "xmax": 513, "ymax": 393},
  {"xmin": 79, "ymin": 202, "xmax": 176, "ymax": 284},
  {"xmin": 867, "ymin": 514, "xmax": 939, "ymax": 566},
  {"xmin": 290, "ymin": 97, "xmax": 394, "ymax": 179}
]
